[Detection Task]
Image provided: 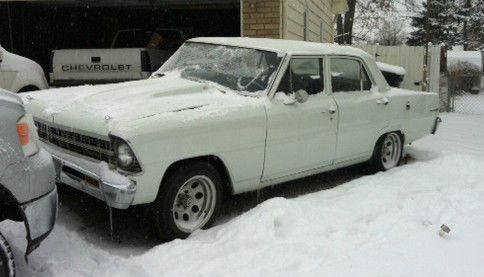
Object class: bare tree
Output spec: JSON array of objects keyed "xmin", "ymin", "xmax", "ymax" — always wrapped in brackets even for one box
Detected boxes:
[
  {"xmin": 374, "ymin": 20, "xmax": 407, "ymax": 45},
  {"xmin": 336, "ymin": 0, "xmax": 418, "ymax": 45}
]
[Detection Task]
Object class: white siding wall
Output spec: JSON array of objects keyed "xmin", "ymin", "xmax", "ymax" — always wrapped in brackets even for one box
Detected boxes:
[{"xmin": 282, "ymin": 0, "xmax": 333, "ymax": 42}]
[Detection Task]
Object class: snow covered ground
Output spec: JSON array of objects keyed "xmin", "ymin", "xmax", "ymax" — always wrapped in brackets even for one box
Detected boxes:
[{"xmin": 2, "ymin": 112, "xmax": 484, "ymax": 277}]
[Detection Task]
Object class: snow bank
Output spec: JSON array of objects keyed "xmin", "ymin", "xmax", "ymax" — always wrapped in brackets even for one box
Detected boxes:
[{"xmin": 2, "ymin": 113, "xmax": 484, "ymax": 277}]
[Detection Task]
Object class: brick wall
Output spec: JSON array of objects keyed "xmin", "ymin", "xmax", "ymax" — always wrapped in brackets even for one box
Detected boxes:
[{"xmin": 242, "ymin": 0, "xmax": 281, "ymax": 39}]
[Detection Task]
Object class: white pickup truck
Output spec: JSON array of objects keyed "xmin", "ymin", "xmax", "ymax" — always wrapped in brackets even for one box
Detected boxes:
[
  {"xmin": 49, "ymin": 28, "xmax": 186, "ymax": 86},
  {"xmin": 0, "ymin": 45, "xmax": 48, "ymax": 93}
]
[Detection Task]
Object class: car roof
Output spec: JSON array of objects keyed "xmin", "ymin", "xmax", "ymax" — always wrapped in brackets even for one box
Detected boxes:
[{"xmin": 189, "ymin": 37, "xmax": 372, "ymax": 58}]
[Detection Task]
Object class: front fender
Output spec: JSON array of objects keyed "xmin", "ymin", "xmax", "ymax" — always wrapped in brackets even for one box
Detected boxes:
[{"xmin": 114, "ymin": 103, "xmax": 268, "ymax": 204}]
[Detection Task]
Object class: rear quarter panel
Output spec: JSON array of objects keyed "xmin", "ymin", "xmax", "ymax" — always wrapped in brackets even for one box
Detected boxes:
[{"xmin": 387, "ymin": 88, "xmax": 439, "ymax": 143}]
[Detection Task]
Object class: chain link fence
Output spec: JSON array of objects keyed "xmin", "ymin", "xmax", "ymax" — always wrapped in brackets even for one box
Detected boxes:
[{"xmin": 447, "ymin": 61, "xmax": 484, "ymax": 115}]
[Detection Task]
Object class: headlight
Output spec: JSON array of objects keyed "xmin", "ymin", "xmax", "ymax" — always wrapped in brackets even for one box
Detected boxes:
[
  {"xmin": 111, "ymin": 137, "xmax": 141, "ymax": 172},
  {"xmin": 117, "ymin": 142, "xmax": 134, "ymax": 168}
]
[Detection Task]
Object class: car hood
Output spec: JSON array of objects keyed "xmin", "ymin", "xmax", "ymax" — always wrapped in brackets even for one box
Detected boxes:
[{"xmin": 21, "ymin": 76, "xmax": 264, "ymax": 136}]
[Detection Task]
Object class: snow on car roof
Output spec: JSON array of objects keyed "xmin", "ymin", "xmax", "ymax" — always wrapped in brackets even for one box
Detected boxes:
[
  {"xmin": 189, "ymin": 37, "xmax": 373, "ymax": 58},
  {"xmin": 376, "ymin": 62, "xmax": 406, "ymax": 76}
]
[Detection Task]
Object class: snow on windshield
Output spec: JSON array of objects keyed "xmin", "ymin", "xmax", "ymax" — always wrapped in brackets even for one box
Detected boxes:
[{"xmin": 155, "ymin": 42, "xmax": 283, "ymax": 94}]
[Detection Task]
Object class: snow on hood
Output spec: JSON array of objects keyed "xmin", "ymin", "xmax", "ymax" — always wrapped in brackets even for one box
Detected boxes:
[{"xmin": 21, "ymin": 75, "xmax": 268, "ymax": 134}]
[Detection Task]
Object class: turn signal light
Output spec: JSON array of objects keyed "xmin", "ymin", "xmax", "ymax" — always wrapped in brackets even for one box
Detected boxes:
[{"xmin": 16, "ymin": 123, "xmax": 30, "ymax": 146}]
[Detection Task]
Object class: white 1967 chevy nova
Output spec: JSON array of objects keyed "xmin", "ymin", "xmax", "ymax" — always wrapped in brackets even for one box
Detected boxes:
[{"xmin": 22, "ymin": 37, "xmax": 441, "ymax": 240}]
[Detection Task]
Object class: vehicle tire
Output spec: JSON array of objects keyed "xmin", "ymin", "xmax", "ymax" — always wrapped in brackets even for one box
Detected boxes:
[
  {"xmin": 0, "ymin": 232, "xmax": 15, "ymax": 277},
  {"xmin": 368, "ymin": 132, "xmax": 403, "ymax": 172},
  {"xmin": 153, "ymin": 162, "xmax": 223, "ymax": 241}
]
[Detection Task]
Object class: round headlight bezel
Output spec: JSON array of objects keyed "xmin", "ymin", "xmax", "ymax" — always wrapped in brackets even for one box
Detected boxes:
[
  {"xmin": 117, "ymin": 142, "xmax": 134, "ymax": 168},
  {"xmin": 111, "ymin": 137, "xmax": 141, "ymax": 172}
]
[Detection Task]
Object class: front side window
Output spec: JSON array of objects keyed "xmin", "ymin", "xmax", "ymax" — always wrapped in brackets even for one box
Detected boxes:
[
  {"xmin": 155, "ymin": 42, "xmax": 283, "ymax": 94},
  {"xmin": 276, "ymin": 58, "xmax": 323, "ymax": 95},
  {"xmin": 331, "ymin": 58, "xmax": 372, "ymax": 92}
]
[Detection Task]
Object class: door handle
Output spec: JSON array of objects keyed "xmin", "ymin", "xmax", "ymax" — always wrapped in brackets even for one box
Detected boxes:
[
  {"xmin": 406, "ymin": 101, "xmax": 411, "ymax": 110},
  {"xmin": 328, "ymin": 105, "xmax": 337, "ymax": 114},
  {"xmin": 376, "ymin": 97, "xmax": 389, "ymax": 105}
]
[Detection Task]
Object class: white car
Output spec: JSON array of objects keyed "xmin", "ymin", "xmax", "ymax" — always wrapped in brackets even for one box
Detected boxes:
[
  {"xmin": 22, "ymin": 37, "xmax": 441, "ymax": 240},
  {"xmin": 0, "ymin": 45, "xmax": 48, "ymax": 93},
  {"xmin": 0, "ymin": 89, "xmax": 57, "ymax": 277}
]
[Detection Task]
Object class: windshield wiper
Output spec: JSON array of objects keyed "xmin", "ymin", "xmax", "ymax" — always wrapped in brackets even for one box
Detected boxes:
[{"xmin": 151, "ymin": 73, "xmax": 165, "ymax": 78}]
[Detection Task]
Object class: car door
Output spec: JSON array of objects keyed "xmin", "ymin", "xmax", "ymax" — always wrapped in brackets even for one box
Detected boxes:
[
  {"xmin": 329, "ymin": 57, "xmax": 389, "ymax": 163},
  {"xmin": 262, "ymin": 56, "xmax": 338, "ymax": 182}
]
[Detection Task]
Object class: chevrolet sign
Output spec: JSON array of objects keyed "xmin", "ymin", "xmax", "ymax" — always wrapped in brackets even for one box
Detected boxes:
[{"xmin": 61, "ymin": 64, "xmax": 133, "ymax": 72}]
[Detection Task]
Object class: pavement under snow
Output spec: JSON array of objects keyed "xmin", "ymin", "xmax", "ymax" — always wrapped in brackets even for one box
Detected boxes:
[{"xmin": 2, "ymin": 112, "xmax": 484, "ymax": 277}]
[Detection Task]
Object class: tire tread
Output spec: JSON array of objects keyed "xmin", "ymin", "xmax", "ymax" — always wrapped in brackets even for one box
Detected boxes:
[{"xmin": 0, "ymin": 232, "xmax": 15, "ymax": 277}]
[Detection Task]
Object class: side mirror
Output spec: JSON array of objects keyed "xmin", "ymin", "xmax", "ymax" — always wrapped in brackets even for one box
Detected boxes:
[
  {"xmin": 295, "ymin": 89, "xmax": 309, "ymax": 103},
  {"xmin": 282, "ymin": 89, "xmax": 309, "ymax": 105}
]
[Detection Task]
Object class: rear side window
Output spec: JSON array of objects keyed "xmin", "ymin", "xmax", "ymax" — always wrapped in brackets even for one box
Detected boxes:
[{"xmin": 331, "ymin": 58, "xmax": 372, "ymax": 92}]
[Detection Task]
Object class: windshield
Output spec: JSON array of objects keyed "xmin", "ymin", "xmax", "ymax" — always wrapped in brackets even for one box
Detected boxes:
[{"xmin": 156, "ymin": 42, "xmax": 283, "ymax": 94}]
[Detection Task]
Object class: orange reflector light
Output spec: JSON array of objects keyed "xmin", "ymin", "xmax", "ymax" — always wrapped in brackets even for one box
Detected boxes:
[{"xmin": 16, "ymin": 123, "xmax": 30, "ymax": 146}]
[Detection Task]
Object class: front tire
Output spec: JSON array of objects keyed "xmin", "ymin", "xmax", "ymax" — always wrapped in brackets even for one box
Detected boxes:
[
  {"xmin": 153, "ymin": 162, "xmax": 223, "ymax": 241},
  {"xmin": 0, "ymin": 232, "xmax": 15, "ymax": 277},
  {"xmin": 369, "ymin": 132, "xmax": 403, "ymax": 172}
]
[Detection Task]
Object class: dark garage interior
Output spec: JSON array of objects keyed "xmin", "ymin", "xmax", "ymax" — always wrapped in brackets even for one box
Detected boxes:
[{"xmin": 0, "ymin": 0, "xmax": 241, "ymax": 76}]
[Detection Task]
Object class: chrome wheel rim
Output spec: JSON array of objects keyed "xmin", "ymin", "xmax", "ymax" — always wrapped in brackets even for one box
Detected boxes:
[
  {"xmin": 381, "ymin": 133, "xmax": 402, "ymax": 170},
  {"xmin": 172, "ymin": 175, "xmax": 216, "ymax": 233}
]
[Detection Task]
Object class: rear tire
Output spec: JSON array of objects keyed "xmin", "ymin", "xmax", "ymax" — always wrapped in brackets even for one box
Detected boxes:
[
  {"xmin": 368, "ymin": 132, "xmax": 403, "ymax": 172},
  {"xmin": 153, "ymin": 162, "xmax": 223, "ymax": 241},
  {"xmin": 0, "ymin": 232, "xmax": 15, "ymax": 277}
]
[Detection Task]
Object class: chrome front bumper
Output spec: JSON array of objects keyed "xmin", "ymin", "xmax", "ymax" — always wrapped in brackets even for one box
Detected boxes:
[
  {"xmin": 41, "ymin": 142, "xmax": 136, "ymax": 209},
  {"xmin": 21, "ymin": 187, "xmax": 58, "ymax": 256}
]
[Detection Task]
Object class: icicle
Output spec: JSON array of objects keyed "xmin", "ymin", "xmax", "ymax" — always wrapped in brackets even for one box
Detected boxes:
[{"xmin": 108, "ymin": 206, "xmax": 114, "ymax": 241}]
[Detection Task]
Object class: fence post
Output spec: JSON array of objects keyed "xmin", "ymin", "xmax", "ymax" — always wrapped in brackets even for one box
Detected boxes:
[{"xmin": 481, "ymin": 50, "xmax": 484, "ymax": 93}]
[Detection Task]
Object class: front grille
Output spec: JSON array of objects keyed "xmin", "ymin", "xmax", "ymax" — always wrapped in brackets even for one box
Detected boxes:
[{"xmin": 35, "ymin": 121, "xmax": 114, "ymax": 164}]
